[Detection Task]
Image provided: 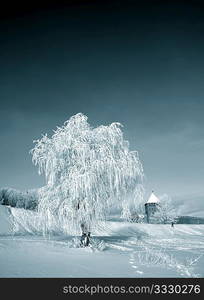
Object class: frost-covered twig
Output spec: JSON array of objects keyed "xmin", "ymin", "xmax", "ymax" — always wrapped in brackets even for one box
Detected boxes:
[{"xmin": 132, "ymin": 243, "xmax": 200, "ymax": 277}]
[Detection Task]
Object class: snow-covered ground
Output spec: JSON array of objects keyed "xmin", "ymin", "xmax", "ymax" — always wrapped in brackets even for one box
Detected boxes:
[{"xmin": 0, "ymin": 205, "xmax": 204, "ymax": 278}]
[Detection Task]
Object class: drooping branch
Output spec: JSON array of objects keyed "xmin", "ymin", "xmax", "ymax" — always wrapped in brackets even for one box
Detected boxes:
[{"xmin": 31, "ymin": 113, "xmax": 144, "ymax": 234}]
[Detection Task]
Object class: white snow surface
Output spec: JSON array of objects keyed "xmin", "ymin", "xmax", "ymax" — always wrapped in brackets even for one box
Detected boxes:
[{"xmin": 0, "ymin": 205, "xmax": 204, "ymax": 278}]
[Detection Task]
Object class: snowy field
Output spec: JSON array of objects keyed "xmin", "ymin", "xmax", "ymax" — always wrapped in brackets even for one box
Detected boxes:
[{"xmin": 0, "ymin": 205, "xmax": 204, "ymax": 278}]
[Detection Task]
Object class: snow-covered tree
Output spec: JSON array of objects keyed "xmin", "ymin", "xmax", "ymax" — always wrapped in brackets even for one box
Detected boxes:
[
  {"xmin": 0, "ymin": 188, "xmax": 38, "ymax": 210},
  {"xmin": 31, "ymin": 113, "xmax": 144, "ymax": 240},
  {"xmin": 153, "ymin": 194, "xmax": 178, "ymax": 224}
]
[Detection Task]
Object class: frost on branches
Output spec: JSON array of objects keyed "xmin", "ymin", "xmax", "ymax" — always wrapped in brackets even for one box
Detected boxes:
[
  {"xmin": 0, "ymin": 188, "xmax": 38, "ymax": 210},
  {"xmin": 153, "ymin": 194, "xmax": 178, "ymax": 224},
  {"xmin": 31, "ymin": 113, "xmax": 144, "ymax": 235}
]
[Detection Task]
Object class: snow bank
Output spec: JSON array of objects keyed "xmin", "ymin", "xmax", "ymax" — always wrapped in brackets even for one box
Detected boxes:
[
  {"xmin": 0, "ymin": 205, "xmax": 83, "ymax": 236},
  {"xmin": 0, "ymin": 205, "xmax": 42, "ymax": 236},
  {"xmin": 1, "ymin": 206, "xmax": 204, "ymax": 278},
  {"xmin": 0, "ymin": 206, "xmax": 13, "ymax": 235},
  {"xmin": 1, "ymin": 205, "xmax": 204, "ymax": 240}
]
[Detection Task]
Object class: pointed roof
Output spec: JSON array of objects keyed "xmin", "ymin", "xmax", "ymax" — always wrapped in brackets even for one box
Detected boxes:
[{"xmin": 146, "ymin": 191, "xmax": 160, "ymax": 204}]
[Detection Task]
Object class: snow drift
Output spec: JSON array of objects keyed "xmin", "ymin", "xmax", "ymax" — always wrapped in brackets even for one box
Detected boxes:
[{"xmin": 1, "ymin": 205, "xmax": 204, "ymax": 240}]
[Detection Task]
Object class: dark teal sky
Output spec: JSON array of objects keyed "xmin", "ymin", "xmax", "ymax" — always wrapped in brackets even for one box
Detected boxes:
[{"xmin": 0, "ymin": 1, "xmax": 204, "ymax": 207}]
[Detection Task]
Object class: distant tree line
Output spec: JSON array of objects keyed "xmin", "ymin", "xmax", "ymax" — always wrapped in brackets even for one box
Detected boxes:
[{"xmin": 0, "ymin": 188, "xmax": 38, "ymax": 210}]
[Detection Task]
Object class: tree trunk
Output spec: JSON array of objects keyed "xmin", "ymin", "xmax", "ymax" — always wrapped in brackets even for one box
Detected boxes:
[{"xmin": 80, "ymin": 223, "xmax": 91, "ymax": 247}]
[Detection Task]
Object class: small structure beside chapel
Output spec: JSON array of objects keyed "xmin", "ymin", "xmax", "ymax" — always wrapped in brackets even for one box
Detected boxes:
[{"xmin": 145, "ymin": 191, "xmax": 160, "ymax": 223}]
